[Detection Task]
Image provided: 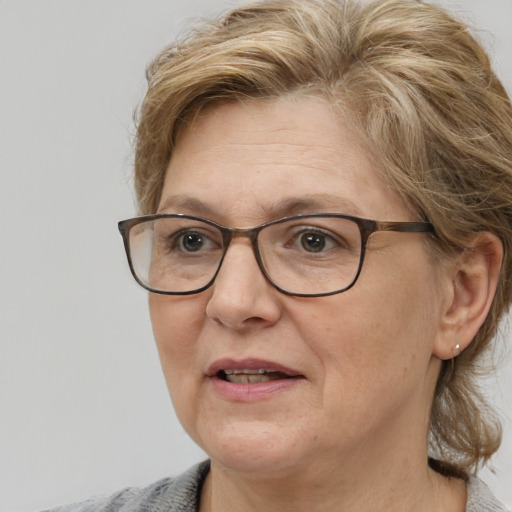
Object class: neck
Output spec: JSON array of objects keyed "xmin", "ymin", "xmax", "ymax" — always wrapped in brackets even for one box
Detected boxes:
[
  {"xmin": 200, "ymin": 454, "xmax": 466, "ymax": 512},
  {"xmin": 199, "ymin": 395, "xmax": 467, "ymax": 512}
]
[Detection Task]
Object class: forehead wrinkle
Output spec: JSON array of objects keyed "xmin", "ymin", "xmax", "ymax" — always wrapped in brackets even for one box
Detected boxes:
[
  {"xmin": 204, "ymin": 136, "xmax": 368, "ymax": 180},
  {"xmin": 205, "ymin": 148, "xmax": 362, "ymax": 184},
  {"xmin": 217, "ymin": 141, "xmax": 347, "ymax": 158}
]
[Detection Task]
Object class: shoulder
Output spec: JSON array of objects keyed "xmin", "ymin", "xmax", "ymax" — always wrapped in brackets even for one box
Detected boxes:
[
  {"xmin": 466, "ymin": 476, "xmax": 510, "ymax": 512},
  {"xmin": 42, "ymin": 461, "xmax": 210, "ymax": 512}
]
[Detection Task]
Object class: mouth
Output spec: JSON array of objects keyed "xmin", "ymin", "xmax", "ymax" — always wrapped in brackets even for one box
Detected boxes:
[
  {"xmin": 207, "ymin": 358, "xmax": 304, "ymax": 401},
  {"xmin": 208, "ymin": 358, "xmax": 303, "ymax": 384},
  {"xmin": 218, "ymin": 369, "xmax": 294, "ymax": 384}
]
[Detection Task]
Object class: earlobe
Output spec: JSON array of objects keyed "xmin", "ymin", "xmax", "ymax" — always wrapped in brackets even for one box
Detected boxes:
[{"xmin": 433, "ymin": 232, "xmax": 503, "ymax": 360}]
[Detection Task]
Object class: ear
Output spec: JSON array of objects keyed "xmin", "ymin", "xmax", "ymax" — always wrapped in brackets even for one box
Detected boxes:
[{"xmin": 433, "ymin": 232, "xmax": 503, "ymax": 360}]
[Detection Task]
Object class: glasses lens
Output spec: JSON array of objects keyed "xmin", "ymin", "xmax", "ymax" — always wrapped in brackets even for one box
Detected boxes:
[
  {"xmin": 258, "ymin": 216, "xmax": 362, "ymax": 295},
  {"xmin": 128, "ymin": 217, "xmax": 224, "ymax": 293},
  {"xmin": 124, "ymin": 214, "xmax": 363, "ymax": 296}
]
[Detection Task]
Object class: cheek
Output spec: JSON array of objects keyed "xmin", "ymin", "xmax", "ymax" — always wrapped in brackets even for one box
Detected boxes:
[
  {"xmin": 148, "ymin": 294, "xmax": 207, "ymax": 391},
  {"xmin": 149, "ymin": 293, "xmax": 205, "ymax": 340},
  {"xmin": 292, "ymin": 260, "xmax": 440, "ymax": 396},
  {"xmin": 148, "ymin": 294, "xmax": 216, "ymax": 440}
]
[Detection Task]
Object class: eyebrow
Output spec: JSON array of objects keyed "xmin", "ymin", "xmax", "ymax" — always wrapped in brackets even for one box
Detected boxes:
[
  {"xmin": 157, "ymin": 194, "xmax": 366, "ymax": 221},
  {"xmin": 263, "ymin": 196, "xmax": 365, "ymax": 217}
]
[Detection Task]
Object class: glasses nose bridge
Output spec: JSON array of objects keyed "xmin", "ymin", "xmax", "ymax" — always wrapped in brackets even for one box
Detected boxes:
[
  {"xmin": 223, "ymin": 222, "xmax": 262, "ymax": 248},
  {"xmin": 219, "ymin": 225, "xmax": 264, "ymax": 269}
]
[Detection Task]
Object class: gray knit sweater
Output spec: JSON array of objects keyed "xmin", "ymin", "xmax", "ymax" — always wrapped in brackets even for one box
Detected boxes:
[{"xmin": 44, "ymin": 460, "xmax": 509, "ymax": 512}]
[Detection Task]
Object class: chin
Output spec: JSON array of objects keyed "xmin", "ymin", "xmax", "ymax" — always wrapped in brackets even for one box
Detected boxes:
[{"xmin": 192, "ymin": 417, "xmax": 316, "ymax": 477}]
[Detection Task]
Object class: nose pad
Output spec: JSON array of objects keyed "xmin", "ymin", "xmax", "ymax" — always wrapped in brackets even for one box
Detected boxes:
[{"xmin": 205, "ymin": 240, "xmax": 282, "ymax": 329}]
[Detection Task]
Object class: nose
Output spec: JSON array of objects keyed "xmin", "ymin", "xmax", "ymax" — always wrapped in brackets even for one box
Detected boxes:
[{"xmin": 205, "ymin": 238, "xmax": 283, "ymax": 330}]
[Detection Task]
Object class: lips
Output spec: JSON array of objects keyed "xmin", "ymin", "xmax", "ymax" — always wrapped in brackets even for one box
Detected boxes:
[
  {"xmin": 206, "ymin": 358, "xmax": 304, "ymax": 401},
  {"xmin": 207, "ymin": 358, "xmax": 303, "ymax": 383}
]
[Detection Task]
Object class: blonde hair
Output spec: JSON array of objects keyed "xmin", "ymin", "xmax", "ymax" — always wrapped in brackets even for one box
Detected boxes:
[{"xmin": 134, "ymin": 0, "xmax": 512, "ymax": 476}]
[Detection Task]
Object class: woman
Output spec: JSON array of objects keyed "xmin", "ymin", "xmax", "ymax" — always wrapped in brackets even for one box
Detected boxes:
[{"xmin": 51, "ymin": 0, "xmax": 512, "ymax": 510}]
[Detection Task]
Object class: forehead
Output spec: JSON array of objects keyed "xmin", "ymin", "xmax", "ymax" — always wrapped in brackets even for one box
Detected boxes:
[{"xmin": 160, "ymin": 96, "xmax": 410, "ymax": 224}]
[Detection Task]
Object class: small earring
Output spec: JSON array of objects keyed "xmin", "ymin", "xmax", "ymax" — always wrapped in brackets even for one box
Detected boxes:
[{"xmin": 453, "ymin": 344, "xmax": 461, "ymax": 357}]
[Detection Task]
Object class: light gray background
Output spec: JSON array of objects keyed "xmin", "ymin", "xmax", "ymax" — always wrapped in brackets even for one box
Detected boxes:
[{"xmin": 1, "ymin": 1, "xmax": 511, "ymax": 510}]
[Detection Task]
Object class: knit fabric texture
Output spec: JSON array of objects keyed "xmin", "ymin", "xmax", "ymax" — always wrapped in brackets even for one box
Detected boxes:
[{"xmin": 44, "ymin": 460, "xmax": 509, "ymax": 511}]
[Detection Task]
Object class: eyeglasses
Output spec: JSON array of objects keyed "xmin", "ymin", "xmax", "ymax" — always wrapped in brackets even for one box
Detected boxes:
[{"xmin": 118, "ymin": 213, "xmax": 434, "ymax": 297}]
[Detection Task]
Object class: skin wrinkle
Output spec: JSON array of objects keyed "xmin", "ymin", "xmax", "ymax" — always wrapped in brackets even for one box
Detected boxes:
[{"xmin": 182, "ymin": 144, "xmax": 362, "ymax": 179}]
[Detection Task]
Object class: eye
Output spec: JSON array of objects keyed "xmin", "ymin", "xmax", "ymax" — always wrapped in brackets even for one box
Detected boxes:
[
  {"xmin": 152, "ymin": 218, "xmax": 224, "ymax": 257},
  {"xmin": 300, "ymin": 232, "xmax": 330, "ymax": 253},
  {"xmin": 177, "ymin": 230, "xmax": 214, "ymax": 252},
  {"xmin": 285, "ymin": 228, "xmax": 338, "ymax": 253}
]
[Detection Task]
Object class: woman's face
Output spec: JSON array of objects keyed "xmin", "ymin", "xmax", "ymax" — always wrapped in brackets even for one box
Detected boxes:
[{"xmin": 149, "ymin": 97, "xmax": 448, "ymax": 478}]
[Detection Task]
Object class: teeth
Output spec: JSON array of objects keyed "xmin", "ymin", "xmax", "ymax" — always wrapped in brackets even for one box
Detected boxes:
[
  {"xmin": 224, "ymin": 369, "xmax": 266, "ymax": 375},
  {"xmin": 222, "ymin": 370, "xmax": 286, "ymax": 384}
]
